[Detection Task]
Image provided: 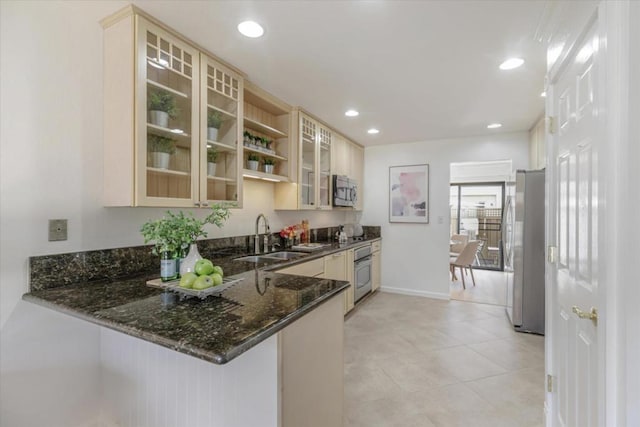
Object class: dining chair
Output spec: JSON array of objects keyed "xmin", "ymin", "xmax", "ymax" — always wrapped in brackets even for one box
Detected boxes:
[
  {"xmin": 449, "ymin": 233, "xmax": 469, "ymax": 256},
  {"xmin": 449, "ymin": 240, "xmax": 480, "ymax": 289}
]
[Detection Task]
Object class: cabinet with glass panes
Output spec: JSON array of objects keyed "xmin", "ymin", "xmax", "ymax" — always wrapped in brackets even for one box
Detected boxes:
[
  {"xmin": 242, "ymin": 81, "xmax": 292, "ymax": 182},
  {"xmin": 274, "ymin": 109, "xmax": 332, "ymax": 210},
  {"xmin": 200, "ymin": 55, "xmax": 242, "ymax": 206},
  {"xmin": 102, "ymin": 8, "xmax": 243, "ymax": 207}
]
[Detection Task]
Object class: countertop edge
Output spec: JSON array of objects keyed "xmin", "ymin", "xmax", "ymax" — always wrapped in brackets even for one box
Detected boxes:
[{"xmin": 23, "ymin": 281, "xmax": 349, "ymax": 365}]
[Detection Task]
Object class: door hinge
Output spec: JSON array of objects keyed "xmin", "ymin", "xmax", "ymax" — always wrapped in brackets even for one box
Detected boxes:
[
  {"xmin": 548, "ymin": 245, "xmax": 557, "ymax": 263},
  {"xmin": 547, "ymin": 374, "xmax": 553, "ymax": 392},
  {"xmin": 546, "ymin": 116, "xmax": 556, "ymax": 135}
]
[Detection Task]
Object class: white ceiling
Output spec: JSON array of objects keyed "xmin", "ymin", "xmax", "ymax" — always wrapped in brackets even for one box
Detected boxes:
[{"xmin": 133, "ymin": 0, "xmax": 547, "ymax": 146}]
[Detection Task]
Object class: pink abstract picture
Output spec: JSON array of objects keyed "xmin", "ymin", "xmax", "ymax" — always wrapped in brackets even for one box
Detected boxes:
[{"xmin": 389, "ymin": 164, "xmax": 429, "ymax": 223}]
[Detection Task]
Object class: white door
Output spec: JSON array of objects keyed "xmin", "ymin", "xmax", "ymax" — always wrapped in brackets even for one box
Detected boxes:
[{"xmin": 547, "ymin": 12, "xmax": 604, "ymax": 427}]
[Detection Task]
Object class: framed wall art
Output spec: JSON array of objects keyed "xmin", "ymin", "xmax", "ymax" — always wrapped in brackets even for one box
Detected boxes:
[{"xmin": 389, "ymin": 164, "xmax": 429, "ymax": 223}]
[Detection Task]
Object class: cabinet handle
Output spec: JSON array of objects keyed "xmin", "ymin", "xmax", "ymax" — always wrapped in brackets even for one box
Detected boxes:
[
  {"xmin": 201, "ymin": 202, "xmax": 209, "ymax": 207},
  {"xmin": 194, "ymin": 202, "xmax": 201, "ymax": 207},
  {"xmin": 333, "ymin": 252, "xmax": 344, "ymax": 257}
]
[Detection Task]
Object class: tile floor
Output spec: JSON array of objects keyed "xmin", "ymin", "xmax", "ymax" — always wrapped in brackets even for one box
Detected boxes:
[
  {"xmin": 344, "ymin": 291, "xmax": 545, "ymax": 427},
  {"xmin": 450, "ymin": 268, "xmax": 508, "ymax": 306}
]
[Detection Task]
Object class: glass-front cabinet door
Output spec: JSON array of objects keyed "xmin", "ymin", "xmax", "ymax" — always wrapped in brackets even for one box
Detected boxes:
[
  {"xmin": 297, "ymin": 113, "xmax": 332, "ymax": 209},
  {"xmin": 300, "ymin": 114, "xmax": 317, "ymax": 208},
  {"xmin": 200, "ymin": 55, "xmax": 242, "ymax": 207},
  {"xmin": 136, "ymin": 18, "xmax": 199, "ymax": 207},
  {"xmin": 317, "ymin": 125, "xmax": 332, "ymax": 209}
]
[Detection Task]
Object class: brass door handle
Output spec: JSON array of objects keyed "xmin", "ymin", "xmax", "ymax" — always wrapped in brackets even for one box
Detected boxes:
[{"xmin": 572, "ymin": 306, "xmax": 598, "ymax": 326}]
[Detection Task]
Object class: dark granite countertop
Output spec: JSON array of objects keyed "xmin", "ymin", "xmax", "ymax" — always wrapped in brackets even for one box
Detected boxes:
[{"xmin": 23, "ymin": 236, "xmax": 381, "ymax": 364}]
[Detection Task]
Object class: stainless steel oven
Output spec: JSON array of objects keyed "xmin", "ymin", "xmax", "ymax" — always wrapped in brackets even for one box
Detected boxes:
[{"xmin": 353, "ymin": 244, "xmax": 372, "ymax": 302}]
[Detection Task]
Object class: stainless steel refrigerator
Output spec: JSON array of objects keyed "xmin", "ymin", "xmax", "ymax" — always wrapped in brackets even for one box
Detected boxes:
[{"xmin": 503, "ymin": 169, "xmax": 545, "ymax": 335}]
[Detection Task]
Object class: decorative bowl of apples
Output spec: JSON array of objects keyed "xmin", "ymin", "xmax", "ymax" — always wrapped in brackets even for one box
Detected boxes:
[{"xmin": 146, "ymin": 258, "xmax": 242, "ymax": 299}]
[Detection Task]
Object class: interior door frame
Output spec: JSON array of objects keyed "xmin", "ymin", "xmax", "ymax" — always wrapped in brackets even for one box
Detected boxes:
[{"xmin": 544, "ymin": 1, "xmax": 636, "ymax": 425}]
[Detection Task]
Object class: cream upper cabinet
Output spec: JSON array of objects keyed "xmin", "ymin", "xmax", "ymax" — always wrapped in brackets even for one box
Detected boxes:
[
  {"xmin": 331, "ymin": 133, "xmax": 365, "ymax": 211},
  {"xmin": 242, "ymin": 81, "xmax": 292, "ymax": 182},
  {"xmin": 275, "ymin": 110, "xmax": 332, "ymax": 210},
  {"xmin": 331, "ymin": 133, "xmax": 350, "ymax": 177},
  {"xmin": 102, "ymin": 9, "xmax": 243, "ymax": 207},
  {"xmin": 350, "ymin": 141, "xmax": 364, "ymax": 211},
  {"xmin": 200, "ymin": 54, "xmax": 243, "ymax": 206}
]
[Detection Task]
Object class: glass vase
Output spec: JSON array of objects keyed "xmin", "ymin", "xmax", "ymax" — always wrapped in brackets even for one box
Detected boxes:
[{"xmin": 180, "ymin": 243, "xmax": 203, "ymax": 276}]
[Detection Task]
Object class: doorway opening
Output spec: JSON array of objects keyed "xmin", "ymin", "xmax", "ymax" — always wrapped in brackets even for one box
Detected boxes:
[{"xmin": 450, "ymin": 182, "xmax": 505, "ymax": 271}]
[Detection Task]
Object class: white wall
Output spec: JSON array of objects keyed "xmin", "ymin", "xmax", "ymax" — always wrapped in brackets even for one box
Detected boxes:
[
  {"xmin": 361, "ymin": 132, "xmax": 529, "ymax": 299},
  {"xmin": 0, "ymin": 2, "xmax": 347, "ymax": 425}
]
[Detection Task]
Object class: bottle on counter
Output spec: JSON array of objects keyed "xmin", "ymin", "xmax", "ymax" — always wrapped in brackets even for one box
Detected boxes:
[
  {"xmin": 302, "ymin": 219, "xmax": 310, "ymax": 244},
  {"xmin": 160, "ymin": 251, "xmax": 177, "ymax": 282},
  {"xmin": 338, "ymin": 225, "xmax": 348, "ymax": 244}
]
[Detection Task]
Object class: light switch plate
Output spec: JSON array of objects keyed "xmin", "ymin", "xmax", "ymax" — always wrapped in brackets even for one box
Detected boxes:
[{"xmin": 49, "ymin": 219, "xmax": 68, "ymax": 241}]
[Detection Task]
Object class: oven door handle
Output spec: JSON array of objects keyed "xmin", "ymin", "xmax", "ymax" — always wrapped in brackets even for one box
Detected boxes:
[{"xmin": 355, "ymin": 255, "xmax": 372, "ymax": 265}]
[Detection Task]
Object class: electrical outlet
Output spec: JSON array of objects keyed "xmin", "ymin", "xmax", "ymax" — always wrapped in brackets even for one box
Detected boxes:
[{"xmin": 48, "ymin": 219, "xmax": 68, "ymax": 241}]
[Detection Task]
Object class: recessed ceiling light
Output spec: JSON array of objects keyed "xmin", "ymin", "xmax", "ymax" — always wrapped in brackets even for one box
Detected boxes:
[
  {"xmin": 345, "ymin": 109, "xmax": 359, "ymax": 117},
  {"xmin": 237, "ymin": 21, "xmax": 264, "ymax": 38},
  {"xmin": 487, "ymin": 123, "xmax": 502, "ymax": 129},
  {"xmin": 499, "ymin": 58, "xmax": 524, "ymax": 70},
  {"xmin": 540, "ymin": 91, "xmax": 547, "ymax": 97},
  {"xmin": 367, "ymin": 128, "xmax": 380, "ymax": 134}
]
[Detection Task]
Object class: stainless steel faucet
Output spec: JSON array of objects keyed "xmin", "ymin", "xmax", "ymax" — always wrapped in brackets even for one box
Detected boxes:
[{"xmin": 255, "ymin": 214, "xmax": 270, "ymax": 253}]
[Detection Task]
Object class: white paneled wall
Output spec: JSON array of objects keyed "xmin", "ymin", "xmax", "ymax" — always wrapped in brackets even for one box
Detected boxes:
[{"xmin": 100, "ymin": 329, "xmax": 279, "ymax": 427}]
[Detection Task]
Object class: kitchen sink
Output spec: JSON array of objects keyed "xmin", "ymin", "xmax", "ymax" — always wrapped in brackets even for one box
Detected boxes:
[
  {"xmin": 233, "ymin": 251, "xmax": 307, "ymax": 263},
  {"xmin": 261, "ymin": 251, "xmax": 307, "ymax": 260},
  {"xmin": 233, "ymin": 255, "xmax": 278, "ymax": 263}
]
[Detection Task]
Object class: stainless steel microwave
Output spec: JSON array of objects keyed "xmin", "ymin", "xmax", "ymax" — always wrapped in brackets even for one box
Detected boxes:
[{"xmin": 333, "ymin": 175, "xmax": 357, "ymax": 207}]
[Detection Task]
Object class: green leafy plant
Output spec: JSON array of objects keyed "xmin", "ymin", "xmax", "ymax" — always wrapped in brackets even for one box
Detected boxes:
[
  {"xmin": 263, "ymin": 157, "xmax": 276, "ymax": 166},
  {"xmin": 248, "ymin": 153, "xmax": 260, "ymax": 162},
  {"xmin": 207, "ymin": 110, "xmax": 223, "ymax": 129},
  {"xmin": 148, "ymin": 90, "xmax": 178, "ymax": 118},
  {"xmin": 207, "ymin": 147, "xmax": 218, "ymax": 163},
  {"xmin": 148, "ymin": 134, "xmax": 176, "ymax": 154},
  {"xmin": 141, "ymin": 204, "xmax": 232, "ymax": 255}
]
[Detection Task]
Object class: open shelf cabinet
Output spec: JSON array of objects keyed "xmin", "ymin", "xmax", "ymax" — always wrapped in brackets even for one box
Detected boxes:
[{"xmin": 242, "ymin": 81, "xmax": 292, "ymax": 182}]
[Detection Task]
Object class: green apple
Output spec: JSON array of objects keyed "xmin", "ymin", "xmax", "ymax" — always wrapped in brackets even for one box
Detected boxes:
[
  {"xmin": 193, "ymin": 275, "xmax": 214, "ymax": 290},
  {"xmin": 209, "ymin": 272, "xmax": 223, "ymax": 287},
  {"xmin": 212, "ymin": 265, "xmax": 223, "ymax": 277},
  {"xmin": 194, "ymin": 259, "xmax": 214, "ymax": 276},
  {"xmin": 179, "ymin": 272, "xmax": 198, "ymax": 289}
]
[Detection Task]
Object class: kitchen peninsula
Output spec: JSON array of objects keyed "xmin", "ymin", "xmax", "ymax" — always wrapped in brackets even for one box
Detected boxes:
[{"xmin": 23, "ymin": 233, "xmax": 380, "ymax": 427}]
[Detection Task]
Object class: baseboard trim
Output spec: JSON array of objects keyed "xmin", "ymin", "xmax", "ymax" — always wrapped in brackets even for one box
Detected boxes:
[{"xmin": 379, "ymin": 286, "xmax": 450, "ymax": 300}]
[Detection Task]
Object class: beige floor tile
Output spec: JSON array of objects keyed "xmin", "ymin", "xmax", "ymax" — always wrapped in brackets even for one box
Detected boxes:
[
  {"xmin": 426, "ymin": 346, "xmax": 507, "ymax": 381},
  {"xmin": 375, "ymin": 355, "xmax": 459, "ymax": 391},
  {"xmin": 344, "ymin": 360, "xmax": 403, "ymax": 404},
  {"xmin": 468, "ymin": 339, "xmax": 545, "ymax": 371},
  {"xmin": 344, "ymin": 291, "xmax": 545, "ymax": 426},
  {"xmin": 450, "ymin": 269, "xmax": 508, "ymax": 306},
  {"xmin": 346, "ymin": 395, "xmax": 437, "ymax": 427},
  {"xmin": 434, "ymin": 320, "xmax": 501, "ymax": 344},
  {"xmin": 465, "ymin": 367, "xmax": 545, "ymax": 410}
]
